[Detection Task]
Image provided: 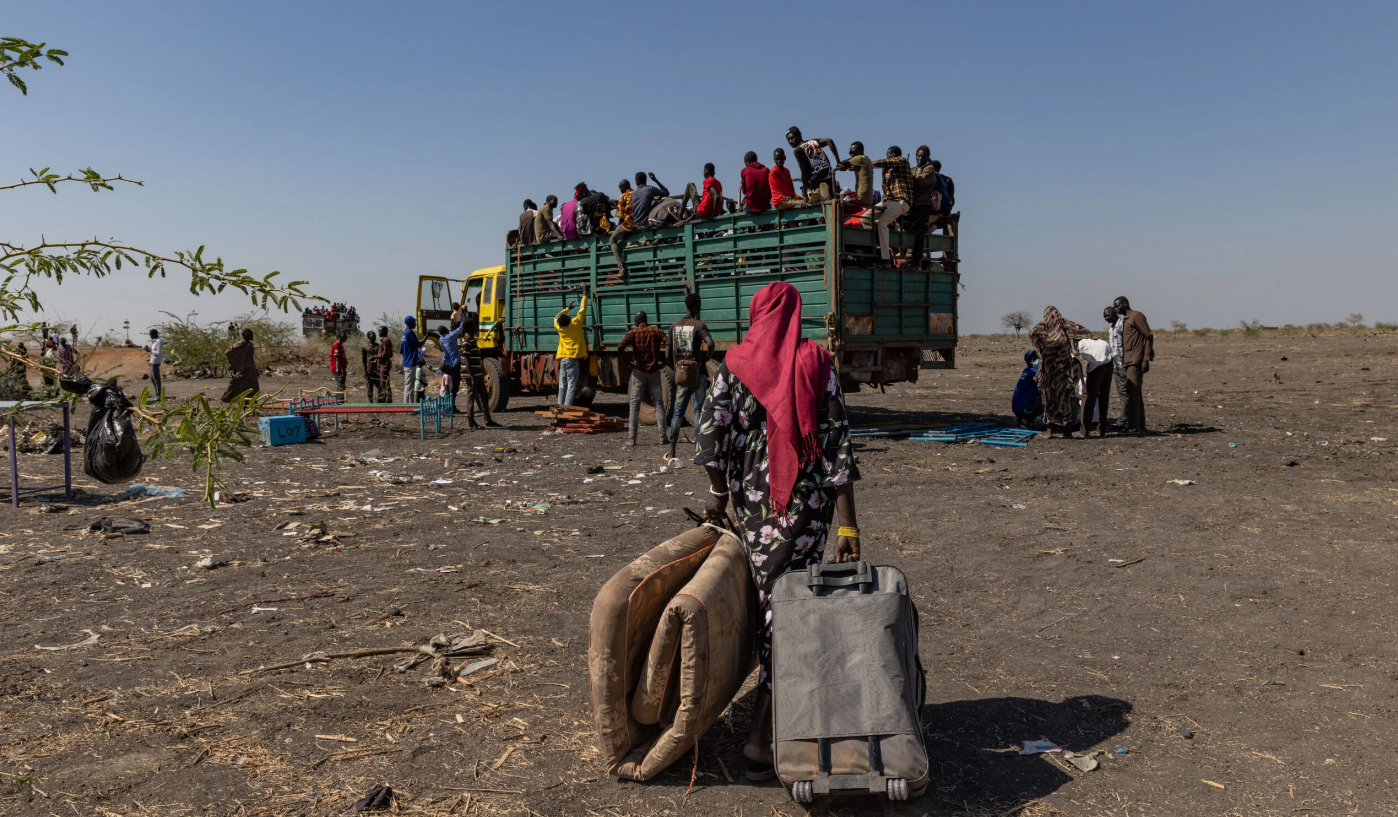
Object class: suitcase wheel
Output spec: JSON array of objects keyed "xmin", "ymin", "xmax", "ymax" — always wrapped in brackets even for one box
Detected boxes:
[
  {"xmin": 887, "ymin": 778, "xmax": 909, "ymax": 801},
  {"xmin": 791, "ymin": 781, "xmax": 814, "ymax": 803}
]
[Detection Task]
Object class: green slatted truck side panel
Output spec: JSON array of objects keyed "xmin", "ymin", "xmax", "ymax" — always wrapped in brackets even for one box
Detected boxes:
[{"xmin": 502, "ymin": 204, "xmax": 958, "ymax": 391}]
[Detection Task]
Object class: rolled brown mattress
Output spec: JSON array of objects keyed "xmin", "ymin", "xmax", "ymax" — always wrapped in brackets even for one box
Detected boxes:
[
  {"xmin": 614, "ymin": 531, "xmax": 756, "ymax": 780},
  {"xmin": 588, "ymin": 525, "xmax": 720, "ymax": 771}
]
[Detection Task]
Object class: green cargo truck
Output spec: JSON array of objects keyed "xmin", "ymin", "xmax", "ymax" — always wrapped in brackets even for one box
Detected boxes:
[{"xmin": 417, "ymin": 202, "xmax": 959, "ymax": 414}]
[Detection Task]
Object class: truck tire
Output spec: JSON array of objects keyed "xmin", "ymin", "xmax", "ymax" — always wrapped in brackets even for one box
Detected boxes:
[
  {"xmin": 483, "ymin": 357, "xmax": 510, "ymax": 413},
  {"xmin": 637, "ymin": 366, "xmax": 675, "ymax": 426}
]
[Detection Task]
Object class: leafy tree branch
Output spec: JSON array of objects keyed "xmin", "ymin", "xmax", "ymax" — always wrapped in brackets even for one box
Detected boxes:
[
  {"xmin": 1, "ymin": 166, "xmax": 143, "ymax": 193},
  {"xmin": 1, "ymin": 36, "xmax": 66, "ymax": 95}
]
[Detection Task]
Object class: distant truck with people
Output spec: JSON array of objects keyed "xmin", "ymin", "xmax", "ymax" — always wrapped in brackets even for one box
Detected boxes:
[{"xmin": 414, "ymin": 200, "xmax": 959, "ymax": 417}]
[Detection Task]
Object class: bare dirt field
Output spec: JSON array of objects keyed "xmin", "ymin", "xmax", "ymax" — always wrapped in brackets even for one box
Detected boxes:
[{"xmin": 2, "ymin": 332, "xmax": 1396, "ymax": 817}]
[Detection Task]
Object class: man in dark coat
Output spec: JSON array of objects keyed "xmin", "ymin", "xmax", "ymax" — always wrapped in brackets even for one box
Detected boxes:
[
  {"xmin": 221, "ymin": 328, "xmax": 260, "ymax": 403},
  {"xmin": 1113, "ymin": 296, "xmax": 1154, "ymax": 433}
]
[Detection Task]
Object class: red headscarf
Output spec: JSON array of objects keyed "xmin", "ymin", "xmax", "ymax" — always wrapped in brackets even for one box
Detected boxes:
[{"xmin": 725, "ymin": 281, "xmax": 831, "ymax": 516}]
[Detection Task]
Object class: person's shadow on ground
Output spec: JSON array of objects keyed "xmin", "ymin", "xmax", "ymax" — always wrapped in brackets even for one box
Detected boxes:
[{"xmin": 919, "ymin": 694, "xmax": 1133, "ymax": 815}]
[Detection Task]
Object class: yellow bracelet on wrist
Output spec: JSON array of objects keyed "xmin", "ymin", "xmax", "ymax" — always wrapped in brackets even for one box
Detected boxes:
[{"xmin": 837, "ymin": 526, "xmax": 860, "ymax": 539}]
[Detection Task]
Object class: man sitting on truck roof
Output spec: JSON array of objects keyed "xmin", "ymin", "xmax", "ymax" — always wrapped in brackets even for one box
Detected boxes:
[
  {"xmin": 630, "ymin": 171, "xmax": 669, "ymax": 227},
  {"xmin": 739, "ymin": 151, "xmax": 771, "ymax": 215},
  {"xmin": 609, "ymin": 179, "xmax": 635, "ymax": 276},
  {"xmin": 575, "ymin": 183, "xmax": 612, "ymax": 235},
  {"xmin": 769, "ymin": 148, "xmax": 803, "ymax": 210},
  {"xmin": 517, "ymin": 199, "xmax": 537, "ymax": 246},
  {"xmin": 871, "ymin": 146, "xmax": 914, "ymax": 268},
  {"xmin": 695, "ymin": 163, "xmax": 723, "ymax": 220},
  {"xmin": 839, "ymin": 141, "xmax": 875, "ymax": 210},
  {"xmin": 785, "ymin": 126, "xmax": 841, "ymax": 203},
  {"xmin": 535, "ymin": 195, "xmax": 565, "ymax": 243}
]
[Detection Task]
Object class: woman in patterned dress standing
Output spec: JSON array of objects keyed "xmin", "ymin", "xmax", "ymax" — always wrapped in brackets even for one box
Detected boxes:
[
  {"xmin": 1029, "ymin": 306, "xmax": 1092, "ymax": 438},
  {"xmin": 695, "ymin": 280, "xmax": 862, "ymax": 781}
]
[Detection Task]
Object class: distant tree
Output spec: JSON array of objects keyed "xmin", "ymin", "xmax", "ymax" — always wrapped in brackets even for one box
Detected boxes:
[
  {"xmin": 1169, "ymin": 320, "xmax": 1188, "ymax": 333},
  {"xmin": 2, "ymin": 35, "xmax": 320, "ymax": 506},
  {"xmin": 1345, "ymin": 313, "xmax": 1365, "ymax": 328},
  {"xmin": 1001, "ymin": 310, "xmax": 1032, "ymax": 337}
]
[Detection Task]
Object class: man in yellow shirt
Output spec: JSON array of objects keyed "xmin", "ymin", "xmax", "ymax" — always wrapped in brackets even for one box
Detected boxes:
[{"xmin": 554, "ymin": 284, "xmax": 589, "ymax": 406}]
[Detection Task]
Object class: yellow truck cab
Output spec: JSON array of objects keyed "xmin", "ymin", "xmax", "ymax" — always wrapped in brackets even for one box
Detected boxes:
[{"xmin": 415, "ymin": 265, "xmax": 506, "ymax": 350}]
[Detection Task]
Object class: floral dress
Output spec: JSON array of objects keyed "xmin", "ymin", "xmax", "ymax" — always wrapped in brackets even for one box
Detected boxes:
[{"xmin": 694, "ymin": 361, "xmax": 860, "ymax": 689}]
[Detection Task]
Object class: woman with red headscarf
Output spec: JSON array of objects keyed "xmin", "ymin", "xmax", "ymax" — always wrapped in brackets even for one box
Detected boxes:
[{"xmin": 695, "ymin": 280, "xmax": 861, "ymax": 781}]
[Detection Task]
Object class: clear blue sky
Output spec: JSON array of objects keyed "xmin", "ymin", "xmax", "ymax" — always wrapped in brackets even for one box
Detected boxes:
[{"xmin": 7, "ymin": 1, "xmax": 1397, "ymax": 337}]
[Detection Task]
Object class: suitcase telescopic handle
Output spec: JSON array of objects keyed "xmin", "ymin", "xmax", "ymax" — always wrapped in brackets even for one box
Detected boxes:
[{"xmin": 806, "ymin": 560, "xmax": 874, "ymax": 589}]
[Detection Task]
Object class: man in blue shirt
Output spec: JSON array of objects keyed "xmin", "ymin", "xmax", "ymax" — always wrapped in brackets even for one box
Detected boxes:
[
  {"xmin": 437, "ymin": 320, "xmax": 465, "ymax": 411},
  {"xmin": 401, "ymin": 316, "xmax": 426, "ymax": 403},
  {"xmin": 629, "ymin": 171, "xmax": 669, "ymax": 227},
  {"xmin": 1012, "ymin": 350, "xmax": 1043, "ymax": 428}
]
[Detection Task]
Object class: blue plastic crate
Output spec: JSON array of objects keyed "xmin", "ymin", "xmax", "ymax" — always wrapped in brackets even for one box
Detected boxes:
[{"xmin": 259, "ymin": 415, "xmax": 307, "ymax": 446}]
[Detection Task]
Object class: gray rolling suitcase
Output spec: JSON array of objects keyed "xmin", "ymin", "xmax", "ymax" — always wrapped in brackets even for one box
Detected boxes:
[{"xmin": 769, "ymin": 561, "xmax": 928, "ymax": 803}]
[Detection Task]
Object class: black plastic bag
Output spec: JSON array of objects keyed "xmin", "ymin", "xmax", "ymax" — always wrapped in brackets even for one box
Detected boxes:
[
  {"xmin": 87, "ymin": 517, "xmax": 151, "ymax": 535},
  {"xmin": 63, "ymin": 377, "xmax": 144, "ymax": 484}
]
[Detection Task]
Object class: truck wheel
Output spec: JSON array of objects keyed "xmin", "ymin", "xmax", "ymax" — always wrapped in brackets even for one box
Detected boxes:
[
  {"xmin": 637, "ymin": 366, "xmax": 675, "ymax": 426},
  {"xmin": 483, "ymin": 357, "xmax": 510, "ymax": 412}
]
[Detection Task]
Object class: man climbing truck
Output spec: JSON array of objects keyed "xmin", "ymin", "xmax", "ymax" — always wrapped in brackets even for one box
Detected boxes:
[{"xmin": 416, "ymin": 201, "xmax": 960, "ymax": 414}]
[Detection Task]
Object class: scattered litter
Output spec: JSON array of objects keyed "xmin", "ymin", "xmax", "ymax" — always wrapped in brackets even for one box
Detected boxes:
[
  {"xmin": 35, "ymin": 629, "xmax": 100, "ymax": 651},
  {"xmin": 1285, "ymin": 458, "xmax": 1299, "ymax": 467},
  {"xmin": 88, "ymin": 518, "xmax": 151, "ymax": 535},
  {"xmin": 123, "ymin": 483, "xmax": 187, "ymax": 500},
  {"xmin": 456, "ymin": 657, "xmax": 500, "ymax": 678},
  {"xmin": 1166, "ymin": 479, "xmax": 1196, "ymax": 486},
  {"xmin": 1372, "ymin": 437, "xmax": 1387, "ymax": 442},
  {"xmin": 1019, "ymin": 739, "xmax": 1061, "ymax": 755},
  {"xmin": 353, "ymin": 784, "xmax": 396, "ymax": 813},
  {"xmin": 1011, "ymin": 504, "xmax": 1025, "ymax": 509},
  {"xmin": 628, "ymin": 479, "xmax": 642, "ymax": 485},
  {"xmin": 1064, "ymin": 751, "xmax": 1098, "ymax": 772},
  {"xmin": 251, "ymin": 606, "xmax": 279, "ymax": 614},
  {"xmin": 195, "ymin": 556, "xmax": 230, "ymax": 570},
  {"xmin": 1178, "ymin": 727, "xmax": 1193, "ymax": 739},
  {"xmin": 432, "ymin": 479, "xmax": 454, "ymax": 485},
  {"xmin": 585, "ymin": 554, "xmax": 605, "ymax": 558},
  {"xmin": 1115, "ymin": 747, "xmax": 1129, "ymax": 754},
  {"xmin": 37, "ymin": 503, "xmax": 67, "ymax": 513},
  {"xmin": 1202, "ymin": 779, "xmax": 1226, "ymax": 790},
  {"xmin": 1228, "ymin": 442, "xmax": 1237, "ymax": 448}
]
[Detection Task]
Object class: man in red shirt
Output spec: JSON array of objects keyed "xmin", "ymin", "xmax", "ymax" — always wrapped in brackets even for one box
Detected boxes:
[
  {"xmin": 769, "ymin": 148, "xmax": 803, "ymax": 210},
  {"xmin": 330, "ymin": 333, "xmax": 348, "ymax": 393},
  {"xmin": 739, "ymin": 152, "xmax": 771, "ymax": 215},
  {"xmin": 695, "ymin": 163, "xmax": 723, "ymax": 220}
]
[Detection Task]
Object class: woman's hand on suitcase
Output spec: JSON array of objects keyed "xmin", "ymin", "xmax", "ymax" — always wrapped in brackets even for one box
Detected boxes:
[{"xmin": 833, "ymin": 534, "xmax": 860, "ymax": 563}]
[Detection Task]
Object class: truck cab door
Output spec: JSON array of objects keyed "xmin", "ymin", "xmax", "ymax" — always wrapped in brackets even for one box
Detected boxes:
[
  {"xmin": 417, "ymin": 275, "xmax": 458, "ymax": 342},
  {"xmin": 478, "ymin": 274, "xmax": 504, "ymax": 349}
]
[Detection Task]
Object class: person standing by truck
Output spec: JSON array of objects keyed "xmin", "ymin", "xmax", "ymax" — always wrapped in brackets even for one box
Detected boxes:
[
  {"xmin": 667, "ymin": 292, "xmax": 715, "ymax": 459},
  {"xmin": 438, "ymin": 319, "xmax": 465, "ymax": 411},
  {"xmin": 374, "ymin": 326, "xmax": 394, "ymax": 403},
  {"xmin": 554, "ymin": 287, "xmax": 589, "ymax": 407},
  {"xmin": 619, "ymin": 311, "xmax": 670, "ymax": 448},
  {"xmin": 785, "ymin": 127, "xmax": 841, "ymax": 203},
  {"xmin": 330, "ymin": 333, "xmax": 348, "ymax": 393},
  {"xmin": 400, "ymin": 316, "xmax": 425, "ymax": 404},
  {"xmin": 361, "ymin": 330, "xmax": 381, "ymax": 403}
]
